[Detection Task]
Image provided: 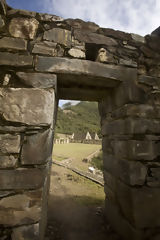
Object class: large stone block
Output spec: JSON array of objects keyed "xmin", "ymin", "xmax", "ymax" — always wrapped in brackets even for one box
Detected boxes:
[
  {"xmin": 12, "ymin": 224, "xmax": 39, "ymax": 240},
  {"xmin": 32, "ymin": 41, "xmax": 64, "ymax": 56},
  {"xmin": 21, "ymin": 129, "xmax": 53, "ymax": 165},
  {"xmin": 43, "ymin": 28, "xmax": 71, "ymax": 47},
  {"xmin": 16, "ymin": 72, "xmax": 57, "ymax": 88},
  {"xmin": 0, "ymin": 52, "xmax": 33, "ymax": 66},
  {"xmin": 0, "ymin": 37, "xmax": 27, "ymax": 50},
  {"xmin": 103, "ymin": 154, "xmax": 147, "ymax": 186},
  {"xmin": 102, "ymin": 118, "xmax": 160, "ymax": 136},
  {"xmin": 0, "ymin": 191, "xmax": 42, "ymax": 226},
  {"xmin": 103, "ymin": 138, "xmax": 160, "ymax": 161},
  {"xmin": 9, "ymin": 17, "xmax": 39, "ymax": 39},
  {"xmin": 0, "ymin": 134, "xmax": 20, "ymax": 154},
  {"xmin": 0, "ymin": 155, "xmax": 17, "ymax": 168},
  {"xmin": 0, "ymin": 168, "xmax": 46, "ymax": 189},
  {"xmin": 0, "ymin": 88, "xmax": 55, "ymax": 125},
  {"xmin": 35, "ymin": 57, "xmax": 137, "ymax": 88}
]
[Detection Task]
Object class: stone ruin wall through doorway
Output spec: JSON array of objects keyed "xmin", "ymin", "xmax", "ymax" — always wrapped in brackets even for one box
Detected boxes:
[{"xmin": 0, "ymin": 0, "xmax": 160, "ymax": 239}]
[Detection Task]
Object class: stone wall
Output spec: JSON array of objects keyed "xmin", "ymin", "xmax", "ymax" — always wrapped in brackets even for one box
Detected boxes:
[{"xmin": 0, "ymin": 0, "xmax": 160, "ymax": 239}]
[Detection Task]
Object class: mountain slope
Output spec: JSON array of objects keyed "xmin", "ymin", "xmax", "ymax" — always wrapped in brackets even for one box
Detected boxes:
[{"xmin": 55, "ymin": 101, "xmax": 100, "ymax": 135}]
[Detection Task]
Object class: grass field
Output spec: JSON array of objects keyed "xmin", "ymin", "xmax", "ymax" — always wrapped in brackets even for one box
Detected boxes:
[{"xmin": 52, "ymin": 143, "xmax": 101, "ymax": 171}]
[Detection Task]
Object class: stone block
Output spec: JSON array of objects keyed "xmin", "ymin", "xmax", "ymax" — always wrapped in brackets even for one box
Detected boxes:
[
  {"xmin": 103, "ymin": 154, "xmax": 147, "ymax": 186},
  {"xmin": 0, "ymin": 191, "xmax": 42, "ymax": 226},
  {"xmin": 131, "ymin": 33, "xmax": 145, "ymax": 43},
  {"xmin": 98, "ymin": 28, "xmax": 131, "ymax": 41},
  {"xmin": 0, "ymin": 155, "xmax": 17, "ymax": 168},
  {"xmin": 0, "ymin": 134, "xmax": 20, "ymax": 154},
  {"xmin": 138, "ymin": 75, "xmax": 160, "ymax": 88},
  {"xmin": 0, "ymin": 168, "xmax": 46, "ymax": 189},
  {"xmin": 0, "ymin": 37, "xmax": 27, "ymax": 50},
  {"xmin": 68, "ymin": 48, "xmax": 85, "ymax": 59},
  {"xmin": 16, "ymin": 72, "xmax": 57, "ymax": 88},
  {"xmin": 103, "ymin": 139, "xmax": 160, "ymax": 161},
  {"xmin": 119, "ymin": 58, "xmax": 137, "ymax": 68},
  {"xmin": 21, "ymin": 129, "xmax": 53, "ymax": 165},
  {"xmin": 32, "ymin": 41, "xmax": 64, "ymax": 56},
  {"xmin": 7, "ymin": 9, "xmax": 36, "ymax": 18},
  {"xmin": 0, "ymin": 88, "xmax": 55, "ymax": 125},
  {"xmin": 111, "ymin": 104, "xmax": 160, "ymax": 119},
  {"xmin": 9, "ymin": 17, "xmax": 39, "ymax": 39},
  {"xmin": 43, "ymin": 28, "xmax": 71, "ymax": 47},
  {"xmin": 0, "ymin": 52, "xmax": 33, "ymax": 66},
  {"xmin": 12, "ymin": 224, "xmax": 39, "ymax": 240},
  {"xmin": 37, "ymin": 13, "xmax": 64, "ymax": 22},
  {"xmin": 117, "ymin": 181, "xmax": 160, "ymax": 228},
  {"xmin": 102, "ymin": 118, "xmax": 160, "ymax": 136},
  {"xmin": 0, "ymin": 14, "xmax": 5, "ymax": 30}
]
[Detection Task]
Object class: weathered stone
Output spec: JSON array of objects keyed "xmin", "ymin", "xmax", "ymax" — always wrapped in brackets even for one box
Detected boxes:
[
  {"xmin": 0, "ymin": 52, "xmax": 33, "ymax": 66},
  {"xmin": 35, "ymin": 57, "xmax": 137, "ymax": 88},
  {"xmin": 0, "ymin": 134, "xmax": 20, "ymax": 154},
  {"xmin": 12, "ymin": 224, "xmax": 39, "ymax": 240},
  {"xmin": 7, "ymin": 9, "xmax": 36, "ymax": 18},
  {"xmin": 0, "ymin": 88, "xmax": 55, "ymax": 125},
  {"xmin": 117, "ymin": 181, "xmax": 160, "ymax": 228},
  {"xmin": 131, "ymin": 33, "xmax": 145, "ymax": 43},
  {"xmin": 68, "ymin": 48, "xmax": 85, "ymax": 59},
  {"xmin": 66, "ymin": 19, "xmax": 99, "ymax": 32},
  {"xmin": 103, "ymin": 154, "xmax": 147, "ymax": 185},
  {"xmin": 21, "ymin": 130, "xmax": 53, "ymax": 165},
  {"xmin": 37, "ymin": 13, "xmax": 64, "ymax": 22},
  {"xmin": 9, "ymin": 18, "xmax": 39, "ymax": 39},
  {"xmin": 0, "ymin": 191, "xmax": 42, "ymax": 226},
  {"xmin": 111, "ymin": 104, "xmax": 160, "ymax": 119},
  {"xmin": 0, "ymin": 168, "xmax": 46, "ymax": 189},
  {"xmin": 32, "ymin": 41, "xmax": 64, "ymax": 56},
  {"xmin": 102, "ymin": 118, "xmax": 160, "ymax": 136},
  {"xmin": 151, "ymin": 26, "xmax": 160, "ymax": 36},
  {"xmin": 0, "ymin": 155, "xmax": 17, "ymax": 168},
  {"xmin": 16, "ymin": 72, "xmax": 57, "ymax": 88},
  {"xmin": 124, "ymin": 45, "xmax": 137, "ymax": 50},
  {"xmin": 119, "ymin": 58, "xmax": 137, "ymax": 68},
  {"xmin": 74, "ymin": 30, "xmax": 118, "ymax": 46},
  {"xmin": 0, "ymin": 37, "xmax": 27, "ymax": 50},
  {"xmin": 0, "ymin": 126, "xmax": 26, "ymax": 133},
  {"xmin": 43, "ymin": 28, "xmax": 71, "ymax": 47},
  {"xmin": 146, "ymin": 35, "xmax": 160, "ymax": 52},
  {"xmin": 0, "ymin": 14, "xmax": 5, "ymax": 29},
  {"xmin": 98, "ymin": 28, "xmax": 132, "ymax": 41},
  {"xmin": 0, "ymin": 0, "xmax": 6, "ymax": 15},
  {"xmin": 96, "ymin": 48, "xmax": 116, "ymax": 63},
  {"xmin": 138, "ymin": 75, "xmax": 160, "ymax": 88}
]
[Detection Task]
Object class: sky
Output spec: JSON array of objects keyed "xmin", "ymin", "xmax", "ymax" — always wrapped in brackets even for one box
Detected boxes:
[{"xmin": 6, "ymin": 0, "xmax": 160, "ymax": 106}]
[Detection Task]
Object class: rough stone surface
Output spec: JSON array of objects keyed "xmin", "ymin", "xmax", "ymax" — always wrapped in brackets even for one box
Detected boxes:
[
  {"xmin": 131, "ymin": 33, "xmax": 145, "ymax": 43},
  {"xmin": 7, "ymin": 9, "xmax": 36, "ymax": 18},
  {"xmin": 43, "ymin": 28, "xmax": 71, "ymax": 47},
  {"xmin": 0, "ymin": 88, "xmax": 55, "ymax": 125},
  {"xmin": 0, "ymin": 191, "xmax": 42, "ymax": 226},
  {"xmin": 21, "ymin": 130, "xmax": 53, "ymax": 165},
  {"xmin": 0, "ymin": 15, "xmax": 5, "ymax": 29},
  {"xmin": 0, "ymin": 0, "xmax": 6, "ymax": 15},
  {"xmin": 32, "ymin": 41, "xmax": 64, "ymax": 56},
  {"xmin": 68, "ymin": 48, "xmax": 85, "ymax": 59},
  {"xmin": 0, "ymin": 52, "xmax": 33, "ymax": 66},
  {"xmin": 12, "ymin": 224, "xmax": 39, "ymax": 240},
  {"xmin": 0, "ymin": 37, "xmax": 27, "ymax": 50},
  {"xmin": 16, "ymin": 72, "xmax": 57, "ymax": 88},
  {"xmin": 0, "ymin": 168, "xmax": 46, "ymax": 189},
  {"xmin": 9, "ymin": 17, "xmax": 39, "ymax": 39},
  {"xmin": 0, "ymin": 155, "xmax": 17, "ymax": 168},
  {"xmin": 0, "ymin": 134, "xmax": 20, "ymax": 154}
]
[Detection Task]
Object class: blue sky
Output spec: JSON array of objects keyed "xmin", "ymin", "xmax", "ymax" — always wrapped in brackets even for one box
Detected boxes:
[{"xmin": 6, "ymin": 0, "xmax": 160, "ymax": 107}]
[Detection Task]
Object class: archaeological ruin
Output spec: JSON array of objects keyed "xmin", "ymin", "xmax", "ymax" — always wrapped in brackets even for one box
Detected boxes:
[{"xmin": 0, "ymin": 0, "xmax": 160, "ymax": 239}]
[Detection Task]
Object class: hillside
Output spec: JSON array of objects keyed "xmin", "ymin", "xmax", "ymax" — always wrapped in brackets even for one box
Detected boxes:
[{"xmin": 55, "ymin": 101, "xmax": 100, "ymax": 135}]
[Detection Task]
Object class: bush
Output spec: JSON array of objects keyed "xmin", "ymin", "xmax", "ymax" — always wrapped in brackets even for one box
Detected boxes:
[{"xmin": 91, "ymin": 151, "xmax": 103, "ymax": 171}]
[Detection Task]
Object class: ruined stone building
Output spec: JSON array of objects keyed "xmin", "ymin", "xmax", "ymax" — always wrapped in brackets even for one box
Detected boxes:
[{"xmin": 0, "ymin": 0, "xmax": 160, "ymax": 239}]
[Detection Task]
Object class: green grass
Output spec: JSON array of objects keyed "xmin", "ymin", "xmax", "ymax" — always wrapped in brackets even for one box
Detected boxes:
[{"xmin": 53, "ymin": 143, "xmax": 101, "ymax": 161}]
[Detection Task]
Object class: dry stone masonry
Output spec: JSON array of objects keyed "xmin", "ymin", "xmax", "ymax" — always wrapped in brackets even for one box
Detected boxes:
[{"xmin": 0, "ymin": 0, "xmax": 160, "ymax": 239}]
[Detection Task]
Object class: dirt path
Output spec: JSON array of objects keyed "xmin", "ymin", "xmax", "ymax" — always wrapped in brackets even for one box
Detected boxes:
[{"xmin": 45, "ymin": 164, "xmax": 121, "ymax": 240}]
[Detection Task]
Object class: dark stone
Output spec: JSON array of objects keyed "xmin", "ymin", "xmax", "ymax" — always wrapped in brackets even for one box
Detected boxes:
[
  {"xmin": 7, "ymin": 8, "xmax": 36, "ymax": 17},
  {"xmin": 0, "ymin": 52, "xmax": 33, "ymax": 66},
  {"xmin": 146, "ymin": 35, "xmax": 160, "ymax": 52},
  {"xmin": 16, "ymin": 72, "xmax": 57, "ymax": 88},
  {"xmin": 21, "ymin": 129, "xmax": 53, "ymax": 165},
  {"xmin": 0, "ymin": 0, "xmax": 6, "ymax": 15},
  {"xmin": 74, "ymin": 30, "xmax": 118, "ymax": 46},
  {"xmin": 12, "ymin": 224, "xmax": 39, "ymax": 240},
  {"xmin": 32, "ymin": 41, "xmax": 64, "ymax": 56},
  {"xmin": 0, "ymin": 14, "xmax": 5, "ymax": 30},
  {"xmin": 151, "ymin": 26, "xmax": 160, "ymax": 36},
  {"xmin": 119, "ymin": 58, "xmax": 137, "ymax": 68},
  {"xmin": 43, "ymin": 28, "xmax": 71, "ymax": 47},
  {"xmin": 0, "ymin": 37, "xmax": 27, "ymax": 50},
  {"xmin": 98, "ymin": 28, "xmax": 132, "ymax": 41},
  {"xmin": 138, "ymin": 75, "xmax": 160, "ymax": 88},
  {"xmin": 0, "ymin": 168, "xmax": 46, "ymax": 189},
  {"xmin": 66, "ymin": 18, "xmax": 99, "ymax": 32}
]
